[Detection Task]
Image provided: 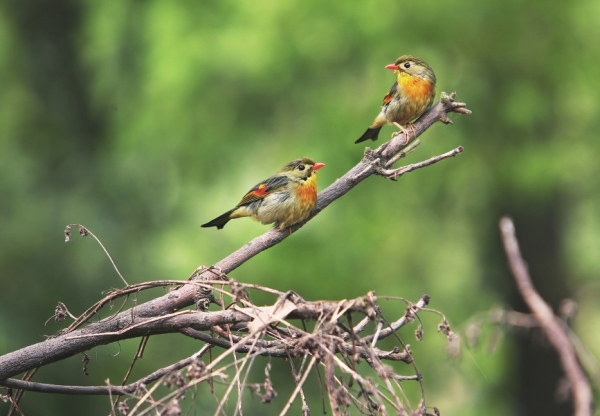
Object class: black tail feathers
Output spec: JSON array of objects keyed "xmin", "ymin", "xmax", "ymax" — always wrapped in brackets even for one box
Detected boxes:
[
  {"xmin": 201, "ymin": 208, "xmax": 236, "ymax": 229},
  {"xmin": 355, "ymin": 127, "xmax": 382, "ymax": 144}
]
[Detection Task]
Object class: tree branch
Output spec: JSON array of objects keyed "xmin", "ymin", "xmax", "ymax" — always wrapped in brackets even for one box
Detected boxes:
[
  {"xmin": 499, "ymin": 217, "xmax": 593, "ymax": 416},
  {"xmin": 1, "ymin": 347, "xmax": 209, "ymax": 396},
  {"xmin": 0, "ymin": 93, "xmax": 469, "ymax": 388}
]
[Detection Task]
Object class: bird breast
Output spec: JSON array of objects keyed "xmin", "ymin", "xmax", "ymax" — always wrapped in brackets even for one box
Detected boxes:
[{"xmin": 398, "ymin": 73, "xmax": 435, "ymax": 103}]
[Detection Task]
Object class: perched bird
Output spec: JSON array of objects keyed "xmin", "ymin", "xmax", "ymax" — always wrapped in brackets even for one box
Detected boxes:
[
  {"xmin": 202, "ymin": 158, "xmax": 325, "ymax": 231},
  {"xmin": 356, "ymin": 55, "xmax": 436, "ymax": 144}
]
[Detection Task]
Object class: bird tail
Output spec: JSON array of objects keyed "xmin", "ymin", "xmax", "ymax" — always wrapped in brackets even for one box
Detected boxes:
[
  {"xmin": 201, "ymin": 208, "xmax": 236, "ymax": 229},
  {"xmin": 355, "ymin": 127, "xmax": 382, "ymax": 144}
]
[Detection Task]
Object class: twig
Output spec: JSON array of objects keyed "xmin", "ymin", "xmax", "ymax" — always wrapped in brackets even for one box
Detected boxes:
[
  {"xmin": 361, "ymin": 295, "xmax": 429, "ymax": 345},
  {"xmin": 383, "ymin": 139, "xmax": 422, "ymax": 168},
  {"xmin": 376, "ymin": 146, "xmax": 463, "ymax": 181},
  {"xmin": 65, "ymin": 225, "xmax": 128, "ymax": 286},
  {"xmin": 491, "ymin": 308, "xmax": 600, "ymax": 392},
  {"xmin": 499, "ymin": 217, "xmax": 593, "ymax": 416},
  {"xmin": 214, "ymin": 336, "xmax": 260, "ymax": 416},
  {"xmin": 279, "ymin": 356, "xmax": 317, "ymax": 416},
  {"xmin": 287, "ymin": 354, "xmax": 310, "ymax": 416},
  {"xmin": 371, "ymin": 321, "xmax": 383, "ymax": 348},
  {"xmin": 328, "ymin": 352, "xmax": 393, "ymax": 413},
  {"xmin": 1, "ymin": 346, "xmax": 210, "ymax": 396},
  {"xmin": 64, "ymin": 310, "xmax": 195, "ymax": 340},
  {"xmin": 1, "ymin": 379, "xmax": 132, "ymax": 396}
]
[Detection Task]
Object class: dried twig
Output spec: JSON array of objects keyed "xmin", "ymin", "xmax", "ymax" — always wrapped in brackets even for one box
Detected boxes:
[{"xmin": 65, "ymin": 224, "xmax": 128, "ymax": 286}]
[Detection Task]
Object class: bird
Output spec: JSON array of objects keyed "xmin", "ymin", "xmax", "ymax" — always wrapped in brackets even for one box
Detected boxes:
[
  {"xmin": 356, "ymin": 55, "xmax": 437, "ymax": 144},
  {"xmin": 201, "ymin": 157, "xmax": 325, "ymax": 231}
]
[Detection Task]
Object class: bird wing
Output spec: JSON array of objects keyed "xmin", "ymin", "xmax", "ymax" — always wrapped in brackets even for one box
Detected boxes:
[
  {"xmin": 236, "ymin": 175, "xmax": 288, "ymax": 207},
  {"xmin": 381, "ymin": 82, "xmax": 398, "ymax": 107}
]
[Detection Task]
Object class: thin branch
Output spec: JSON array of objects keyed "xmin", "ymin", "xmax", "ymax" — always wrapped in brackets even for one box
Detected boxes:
[
  {"xmin": 287, "ymin": 355, "xmax": 310, "ymax": 416},
  {"xmin": 0, "ymin": 347, "xmax": 209, "ymax": 396},
  {"xmin": 499, "ymin": 217, "xmax": 593, "ymax": 416},
  {"xmin": 376, "ymin": 146, "xmax": 463, "ymax": 181},
  {"xmin": 371, "ymin": 321, "xmax": 384, "ymax": 347},
  {"xmin": 65, "ymin": 225, "xmax": 128, "ymax": 286},
  {"xmin": 343, "ymin": 315, "xmax": 372, "ymax": 340},
  {"xmin": 491, "ymin": 309, "xmax": 600, "ymax": 392},
  {"xmin": 214, "ymin": 336, "xmax": 259, "ymax": 416},
  {"xmin": 279, "ymin": 356, "xmax": 317, "ymax": 416},
  {"xmin": 182, "ymin": 326, "xmax": 410, "ymax": 363},
  {"xmin": 361, "ymin": 295, "xmax": 429, "ymax": 345},
  {"xmin": 328, "ymin": 352, "xmax": 392, "ymax": 413},
  {"xmin": 1, "ymin": 379, "xmax": 132, "ymax": 396}
]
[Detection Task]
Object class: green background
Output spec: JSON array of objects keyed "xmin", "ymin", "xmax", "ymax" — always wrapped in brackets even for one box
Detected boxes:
[{"xmin": 1, "ymin": 0, "xmax": 599, "ymax": 414}]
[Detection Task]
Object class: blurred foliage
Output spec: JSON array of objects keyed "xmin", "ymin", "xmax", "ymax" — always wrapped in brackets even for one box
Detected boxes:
[{"xmin": 1, "ymin": 0, "xmax": 599, "ymax": 414}]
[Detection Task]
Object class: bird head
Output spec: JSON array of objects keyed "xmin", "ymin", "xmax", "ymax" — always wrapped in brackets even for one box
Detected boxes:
[
  {"xmin": 280, "ymin": 157, "xmax": 325, "ymax": 181},
  {"xmin": 385, "ymin": 55, "xmax": 436, "ymax": 84}
]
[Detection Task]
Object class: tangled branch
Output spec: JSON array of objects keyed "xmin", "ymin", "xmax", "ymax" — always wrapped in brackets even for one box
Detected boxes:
[{"xmin": 3, "ymin": 282, "xmax": 444, "ymax": 415}]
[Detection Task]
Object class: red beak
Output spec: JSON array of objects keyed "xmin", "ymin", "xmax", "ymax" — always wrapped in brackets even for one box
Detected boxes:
[
  {"xmin": 385, "ymin": 63, "xmax": 399, "ymax": 70},
  {"xmin": 313, "ymin": 162, "xmax": 325, "ymax": 171}
]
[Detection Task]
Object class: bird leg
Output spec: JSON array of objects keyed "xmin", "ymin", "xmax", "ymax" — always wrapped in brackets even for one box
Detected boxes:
[
  {"xmin": 406, "ymin": 122, "xmax": 417, "ymax": 141},
  {"xmin": 276, "ymin": 223, "xmax": 294, "ymax": 235},
  {"xmin": 391, "ymin": 122, "xmax": 416, "ymax": 145}
]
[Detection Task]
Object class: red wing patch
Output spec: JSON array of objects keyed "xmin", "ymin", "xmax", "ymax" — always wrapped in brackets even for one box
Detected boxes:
[
  {"xmin": 381, "ymin": 92, "xmax": 393, "ymax": 106},
  {"xmin": 236, "ymin": 175, "xmax": 289, "ymax": 207},
  {"xmin": 237, "ymin": 183, "xmax": 286, "ymax": 207},
  {"xmin": 381, "ymin": 82, "xmax": 398, "ymax": 107},
  {"xmin": 254, "ymin": 183, "xmax": 268, "ymax": 196},
  {"xmin": 237, "ymin": 185, "xmax": 268, "ymax": 206}
]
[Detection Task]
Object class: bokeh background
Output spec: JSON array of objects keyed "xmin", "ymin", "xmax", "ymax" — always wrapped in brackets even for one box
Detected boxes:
[{"xmin": 1, "ymin": 0, "xmax": 599, "ymax": 415}]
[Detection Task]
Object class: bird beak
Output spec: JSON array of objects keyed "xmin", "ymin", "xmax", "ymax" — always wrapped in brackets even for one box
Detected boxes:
[
  {"xmin": 313, "ymin": 163, "xmax": 325, "ymax": 171},
  {"xmin": 385, "ymin": 64, "xmax": 399, "ymax": 71}
]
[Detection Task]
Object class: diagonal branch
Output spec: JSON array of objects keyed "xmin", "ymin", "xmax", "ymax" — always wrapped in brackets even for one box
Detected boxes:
[
  {"xmin": 499, "ymin": 217, "xmax": 593, "ymax": 416},
  {"xmin": 201, "ymin": 92, "xmax": 469, "ymax": 276}
]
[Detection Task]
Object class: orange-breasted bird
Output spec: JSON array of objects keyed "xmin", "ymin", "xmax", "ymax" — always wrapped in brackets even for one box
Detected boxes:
[
  {"xmin": 201, "ymin": 158, "xmax": 325, "ymax": 231},
  {"xmin": 356, "ymin": 55, "xmax": 436, "ymax": 144}
]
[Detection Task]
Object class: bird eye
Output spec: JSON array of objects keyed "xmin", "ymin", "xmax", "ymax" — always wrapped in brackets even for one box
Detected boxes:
[
  {"xmin": 298, "ymin": 165, "xmax": 305, "ymax": 171},
  {"xmin": 404, "ymin": 62, "xmax": 411, "ymax": 69}
]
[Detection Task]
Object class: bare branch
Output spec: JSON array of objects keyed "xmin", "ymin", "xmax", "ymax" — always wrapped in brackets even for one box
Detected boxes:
[
  {"xmin": 279, "ymin": 356, "xmax": 317, "ymax": 416},
  {"xmin": 1, "ymin": 347, "xmax": 209, "ymax": 396},
  {"xmin": 361, "ymin": 295, "xmax": 430, "ymax": 345},
  {"xmin": 499, "ymin": 217, "xmax": 593, "ymax": 416},
  {"xmin": 376, "ymin": 146, "xmax": 464, "ymax": 181}
]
